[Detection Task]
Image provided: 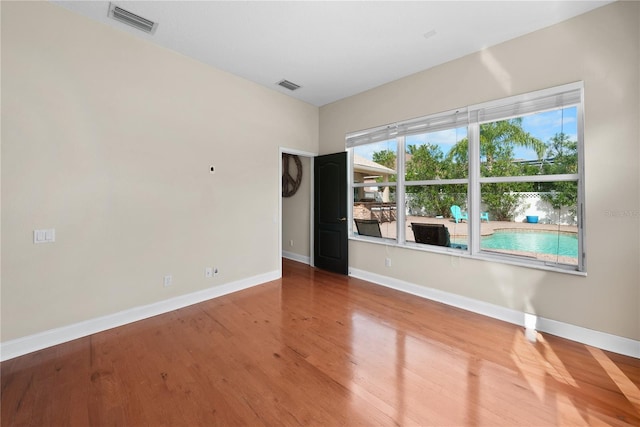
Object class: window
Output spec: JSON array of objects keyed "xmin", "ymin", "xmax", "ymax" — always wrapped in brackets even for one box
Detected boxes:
[
  {"xmin": 404, "ymin": 126, "xmax": 469, "ymax": 250},
  {"xmin": 353, "ymin": 139, "xmax": 397, "ymax": 240},
  {"xmin": 347, "ymin": 82, "xmax": 585, "ymax": 273}
]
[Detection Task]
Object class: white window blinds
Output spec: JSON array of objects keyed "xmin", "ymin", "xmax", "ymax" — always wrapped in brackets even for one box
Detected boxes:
[
  {"xmin": 471, "ymin": 83, "xmax": 583, "ymax": 123},
  {"xmin": 346, "ymin": 108, "xmax": 468, "ymax": 148},
  {"xmin": 346, "ymin": 82, "xmax": 582, "ymax": 148}
]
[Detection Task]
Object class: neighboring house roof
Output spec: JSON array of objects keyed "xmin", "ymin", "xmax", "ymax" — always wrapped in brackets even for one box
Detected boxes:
[{"xmin": 353, "ymin": 154, "xmax": 396, "ymax": 175}]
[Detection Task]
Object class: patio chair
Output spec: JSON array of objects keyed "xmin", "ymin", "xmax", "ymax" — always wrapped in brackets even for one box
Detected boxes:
[
  {"xmin": 354, "ymin": 218, "xmax": 382, "ymax": 238},
  {"xmin": 411, "ymin": 223, "xmax": 451, "ymax": 247},
  {"xmin": 481, "ymin": 212, "xmax": 490, "ymax": 222},
  {"xmin": 450, "ymin": 205, "xmax": 468, "ymax": 223}
]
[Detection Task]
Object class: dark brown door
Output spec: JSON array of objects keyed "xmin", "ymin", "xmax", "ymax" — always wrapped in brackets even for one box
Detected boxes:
[{"xmin": 314, "ymin": 152, "xmax": 348, "ymax": 274}]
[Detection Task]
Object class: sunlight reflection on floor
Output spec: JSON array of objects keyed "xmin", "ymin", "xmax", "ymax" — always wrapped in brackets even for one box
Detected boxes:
[
  {"xmin": 536, "ymin": 334, "xmax": 579, "ymax": 387},
  {"xmin": 587, "ymin": 346, "xmax": 640, "ymax": 415},
  {"xmin": 349, "ymin": 312, "xmax": 470, "ymax": 425},
  {"xmin": 511, "ymin": 329, "xmax": 548, "ymax": 402},
  {"xmin": 555, "ymin": 393, "xmax": 588, "ymax": 425},
  {"xmin": 511, "ymin": 330, "xmax": 579, "ymax": 398}
]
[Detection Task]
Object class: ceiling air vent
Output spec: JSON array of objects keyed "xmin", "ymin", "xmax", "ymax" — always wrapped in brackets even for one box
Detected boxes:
[
  {"xmin": 108, "ymin": 3, "xmax": 158, "ymax": 34},
  {"xmin": 277, "ymin": 80, "xmax": 301, "ymax": 91}
]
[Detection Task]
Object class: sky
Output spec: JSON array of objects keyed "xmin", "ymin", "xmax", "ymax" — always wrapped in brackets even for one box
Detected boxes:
[{"xmin": 354, "ymin": 106, "xmax": 578, "ymax": 162}]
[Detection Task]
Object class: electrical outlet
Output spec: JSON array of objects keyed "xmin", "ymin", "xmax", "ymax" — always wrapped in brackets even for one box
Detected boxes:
[
  {"xmin": 289, "ymin": 240, "xmax": 294, "ymax": 247},
  {"xmin": 213, "ymin": 267, "xmax": 219, "ymax": 277},
  {"xmin": 163, "ymin": 275, "xmax": 172, "ymax": 287},
  {"xmin": 205, "ymin": 267, "xmax": 213, "ymax": 278}
]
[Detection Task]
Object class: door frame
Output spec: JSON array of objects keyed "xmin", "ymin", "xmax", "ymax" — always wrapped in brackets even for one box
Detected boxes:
[{"xmin": 278, "ymin": 147, "xmax": 318, "ymax": 276}]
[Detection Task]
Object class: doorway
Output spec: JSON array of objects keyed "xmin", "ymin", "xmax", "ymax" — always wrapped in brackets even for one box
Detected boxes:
[{"xmin": 280, "ymin": 148, "xmax": 315, "ymax": 269}]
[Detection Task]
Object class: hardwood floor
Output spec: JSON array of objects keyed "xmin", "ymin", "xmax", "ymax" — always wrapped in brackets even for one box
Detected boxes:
[{"xmin": 2, "ymin": 258, "xmax": 639, "ymax": 426}]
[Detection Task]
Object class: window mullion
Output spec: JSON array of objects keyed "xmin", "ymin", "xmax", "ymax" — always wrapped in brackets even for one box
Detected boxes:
[
  {"xmin": 397, "ymin": 136, "xmax": 406, "ymax": 244},
  {"xmin": 576, "ymin": 101, "xmax": 586, "ymax": 272},
  {"xmin": 479, "ymin": 174, "xmax": 578, "ymax": 184},
  {"xmin": 405, "ymin": 178, "xmax": 469, "ymax": 186},
  {"xmin": 347, "ymin": 148, "xmax": 354, "ymax": 237},
  {"xmin": 468, "ymin": 122, "xmax": 481, "ymax": 254}
]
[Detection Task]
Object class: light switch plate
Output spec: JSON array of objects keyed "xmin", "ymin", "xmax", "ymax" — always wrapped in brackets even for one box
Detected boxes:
[{"xmin": 34, "ymin": 229, "xmax": 55, "ymax": 244}]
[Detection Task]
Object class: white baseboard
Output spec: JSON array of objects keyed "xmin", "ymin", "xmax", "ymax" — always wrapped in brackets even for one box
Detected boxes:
[
  {"xmin": 349, "ymin": 268, "xmax": 639, "ymax": 359},
  {"xmin": 0, "ymin": 270, "xmax": 280, "ymax": 362},
  {"xmin": 282, "ymin": 251, "xmax": 310, "ymax": 265},
  {"xmin": 4, "ymin": 267, "xmax": 637, "ymax": 361}
]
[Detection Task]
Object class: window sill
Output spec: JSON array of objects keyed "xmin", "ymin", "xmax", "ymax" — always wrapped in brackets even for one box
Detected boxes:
[{"xmin": 349, "ymin": 235, "xmax": 587, "ymax": 276}]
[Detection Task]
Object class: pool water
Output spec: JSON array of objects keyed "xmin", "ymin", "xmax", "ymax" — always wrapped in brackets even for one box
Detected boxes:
[{"xmin": 481, "ymin": 230, "xmax": 578, "ymax": 257}]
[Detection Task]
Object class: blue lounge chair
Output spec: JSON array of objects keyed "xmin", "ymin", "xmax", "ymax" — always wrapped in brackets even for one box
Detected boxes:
[
  {"xmin": 450, "ymin": 205, "xmax": 468, "ymax": 223},
  {"xmin": 481, "ymin": 212, "xmax": 490, "ymax": 222}
]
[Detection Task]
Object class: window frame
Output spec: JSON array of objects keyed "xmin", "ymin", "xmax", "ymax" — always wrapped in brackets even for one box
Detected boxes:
[{"xmin": 347, "ymin": 82, "xmax": 586, "ymax": 274}]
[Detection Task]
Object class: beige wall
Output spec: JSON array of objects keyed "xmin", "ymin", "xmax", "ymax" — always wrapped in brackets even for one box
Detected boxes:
[
  {"xmin": 1, "ymin": 2, "xmax": 318, "ymax": 341},
  {"xmin": 320, "ymin": 1, "xmax": 640, "ymax": 340},
  {"xmin": 282, "ymin": 155, "xmax": 311, "ymax": 259}
]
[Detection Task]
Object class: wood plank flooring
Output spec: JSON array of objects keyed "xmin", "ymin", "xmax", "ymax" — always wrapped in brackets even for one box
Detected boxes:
[{"xmin": 2, "ymin": 258, "xmax": 639, "ymax": 426}]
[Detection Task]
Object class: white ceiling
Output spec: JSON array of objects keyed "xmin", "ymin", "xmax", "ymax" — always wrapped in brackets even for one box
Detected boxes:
[{"xmin": 52, "ymin": 1, "xmax": 611, "ymax": 107}]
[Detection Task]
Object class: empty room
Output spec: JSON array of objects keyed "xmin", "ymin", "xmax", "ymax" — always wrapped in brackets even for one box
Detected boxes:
[{"xmin": 1, "ymin": 1, "xmax": 639, "ymax": 426}]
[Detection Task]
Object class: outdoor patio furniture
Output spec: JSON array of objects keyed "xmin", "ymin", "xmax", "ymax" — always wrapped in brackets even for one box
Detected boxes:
[
  {"xmin": 411, "ymin": 223, "xmax": 451, "ymax": 247},
  {"xmin": 354, "ymin": 218, "xmax": 382, "ymax": 238},
  {"xmin": 481, "ymin": 212, "xmax": 490, "ymax": 222},
  {"xmin": 371, "ymin": 203, "xmax": 396, "ymax": 223},
  {"xmin": 450, "ymin": 205, "xmax": 468, "ymax": 223}
]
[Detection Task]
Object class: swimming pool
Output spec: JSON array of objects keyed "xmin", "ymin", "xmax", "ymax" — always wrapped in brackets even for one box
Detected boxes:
[{"xmin": 481, "ymin": 230, "xmax": 578, "ymax": 257}]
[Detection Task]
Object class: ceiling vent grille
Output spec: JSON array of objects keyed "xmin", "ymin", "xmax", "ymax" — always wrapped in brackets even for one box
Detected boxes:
[
  {"xmin": 108, "ymin": 3, "xmax": 158, "ymax": 34},
  {"xmin": 277, "ymin": 80, "xmax": 301, "ymax": 91}
]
